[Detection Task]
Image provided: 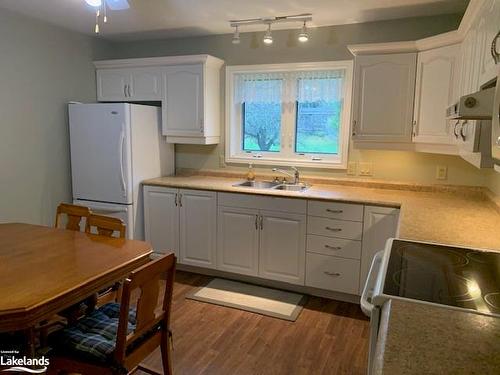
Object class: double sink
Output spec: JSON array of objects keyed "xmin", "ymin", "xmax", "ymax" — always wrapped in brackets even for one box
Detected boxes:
[{"xmin": 233, "ymin": 180, "xmax": 310, "ymax": 192}]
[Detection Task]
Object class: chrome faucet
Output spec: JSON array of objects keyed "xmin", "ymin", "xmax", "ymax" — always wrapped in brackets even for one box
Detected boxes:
[{"xmin": 272, "ymin": 166, "xmax": 300, "ymax": 184}]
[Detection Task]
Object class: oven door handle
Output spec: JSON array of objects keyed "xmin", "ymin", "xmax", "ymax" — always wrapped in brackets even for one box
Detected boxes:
[{"xmin": 360, "ymin": 251, "xmax": 384, "ymax": 317}]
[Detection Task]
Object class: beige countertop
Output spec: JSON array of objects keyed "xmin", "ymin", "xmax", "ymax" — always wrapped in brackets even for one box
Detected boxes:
[
  {"xmin": 373, "ymin": 299, "xmax": 500, "ymax": 375},
  {"xmin": 143, "ymin": 174, "xmax": 500, "ymax": 251}
]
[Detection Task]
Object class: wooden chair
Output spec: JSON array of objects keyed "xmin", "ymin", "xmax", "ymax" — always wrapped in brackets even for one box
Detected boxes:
[
  {"xmin": 48, "ymin": 253, "xmax": 176, "ymax": 375},
  {"xmin": 54, "ymin": 203, "xmax": 92, "ymax": 231},
  {"xmin": 38, "ymin": 203, "xmax": 93, "ymax": 346},
  {"xmin": 85, "ymin": 214, "xmax": 127, "ymax": 238}
]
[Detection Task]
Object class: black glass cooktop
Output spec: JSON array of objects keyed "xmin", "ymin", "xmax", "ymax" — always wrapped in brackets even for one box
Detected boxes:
[{"xmin": 383, "ymin": 240, "xmax": 500, "ymax": 315}]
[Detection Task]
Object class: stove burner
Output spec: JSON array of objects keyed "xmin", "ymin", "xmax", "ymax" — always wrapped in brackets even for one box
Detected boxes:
[
  {"xmin": 397, "ymin": 244, "xmax": 469, "ymax": 267},
  {"xmin": 392, "ymin": 268, "xmax": 472, "ymax": 300},
  {"xmin": 484, "ymin": 293, "xmax": 500, "ymax": 310}
]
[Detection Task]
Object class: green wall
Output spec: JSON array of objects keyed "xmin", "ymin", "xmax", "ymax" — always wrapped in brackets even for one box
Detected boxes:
[{"xmin": 0, "ymin": 8, "xmax": 113, "ymax": 225}]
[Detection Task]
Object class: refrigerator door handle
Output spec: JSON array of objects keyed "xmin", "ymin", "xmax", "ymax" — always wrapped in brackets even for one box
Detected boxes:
[{"xmin": 119, "ymin": 128, "xmax": 127, "ymax": 197}]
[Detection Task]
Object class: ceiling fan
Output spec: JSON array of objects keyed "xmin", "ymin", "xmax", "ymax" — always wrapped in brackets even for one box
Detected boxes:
[{"xmin": 85, "ymin": 0, "xmax": 130, "ymax": 34}]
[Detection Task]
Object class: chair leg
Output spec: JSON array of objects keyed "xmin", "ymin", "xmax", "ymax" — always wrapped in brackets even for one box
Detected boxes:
[{"xmin": 160, "ymin": 330, "xmax": 173, "ymax": 375}]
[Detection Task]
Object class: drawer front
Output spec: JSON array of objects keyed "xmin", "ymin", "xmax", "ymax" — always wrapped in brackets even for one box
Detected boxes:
[
  {"xmin": 308, "ymin": 201, "xmax": 363, "ymax": 221},
  {"xmin": 306, "ymin": 253, "xmax": 360, "ymax": 294},
  {"xmin": 306, "ymin": 235, "xmax": 361, "ymax": 260},
  {"xmin": 218, "ymin": 192, "xmax": 306, "ymax": 214},
  {"xmin": 307, "ymin": 217, "xmax": 363, "ymax": 240}
]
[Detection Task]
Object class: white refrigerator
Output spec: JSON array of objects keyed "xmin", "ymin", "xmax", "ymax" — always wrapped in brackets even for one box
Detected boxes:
[{"xmin": 68, "ymin": 103, "xmax": 174, "ymax": 239}]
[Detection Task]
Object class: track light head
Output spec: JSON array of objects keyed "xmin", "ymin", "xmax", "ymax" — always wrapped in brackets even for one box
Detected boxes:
[
  {"xmin": 85, "ymin": 0, "xmax": 102, "ymax": 7},
  {"xmin": 232, "ymin": 26, "xmax": 240, "ymax": 44},
  {"xmin": 298, "ymin": 21, "xmax": 309, "ymax": 42},
  {"xmin": 263, "ymin": 24, "xmax": 273, "ymax": 45}
]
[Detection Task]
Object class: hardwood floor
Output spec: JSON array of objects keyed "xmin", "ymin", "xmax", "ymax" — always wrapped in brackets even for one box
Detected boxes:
[{"xmin": 137, "ymin": 271, "xmax": 370, "ymax": 375}]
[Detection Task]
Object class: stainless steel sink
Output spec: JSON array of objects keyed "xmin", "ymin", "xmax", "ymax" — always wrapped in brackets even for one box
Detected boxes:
[
  {"xmin": 233, "ymin": 180, "xmax": 280, "ymax": 189},
  {"xmin": 273, "ymin": 183, "xmax": 309, "ymax": 192}
]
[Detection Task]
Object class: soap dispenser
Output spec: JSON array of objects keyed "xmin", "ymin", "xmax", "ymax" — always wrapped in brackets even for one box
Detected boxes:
[{"xmin": 246, "ymin": 163, "xmax": 255, "ymax": 181}]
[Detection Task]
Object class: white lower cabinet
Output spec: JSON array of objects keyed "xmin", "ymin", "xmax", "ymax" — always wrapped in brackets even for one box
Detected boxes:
[
  {"xmin": 217, "ymin": 206, "xmax": 260, "ymax": 276},
  {"xmin": 359, "ymin": 205, "xmax": 400, "ymax": 294},
  {"xmin": 179, "ymin": 189, "xmax": 217, "ymax": 269},
  {"xmin": 143, "ymin": 186, "xmax": 216, "ymax": 268},
  {"xmin": 145, "ymin": 187, "xmax": 400, "ymax": 296},
  {"xmin": 259, "ymin": 211, "xmax": 306, "ymax": 285},
  {"xmin": 306, "ymin": 253, "xmax": 360, "ymax": 294},
  {"xmin": 143, "ymin": 186, "xmax": 179, "ymax": 256}
]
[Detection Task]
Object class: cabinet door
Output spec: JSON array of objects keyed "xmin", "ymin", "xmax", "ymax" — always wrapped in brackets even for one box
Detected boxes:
[
  {"xmin": 143, "ymin": 186, "xmax": 179, "ymax": 256},
  {"xmin": 179, "ymin": 189, "xmax": 217, "ymax": 268},
  {"xmin": 162, "ymin": 65, "xmax": 204, "ymax": 137},
  {"xmin": 352, "ymin": 53, "xmax": 416, "ymax": 143},
  {"xmin": 97, "ymin": 69, "xmax": 130, "ymax": 101},
  {"xmin": 413, "ymin": 44, "xmax": 459, "ymax": 145},
  {"xmin": 359, "ymin": 206, "xmax": 399, "ymax": 294},
  {"xmin": 259, "ymin": 211, "xmax": 306, "ymax": 285},
  {"xmin": 129, "ymin": 68, "xmax": 162, "ymax": 100},
  {"xmin": 477, "ymin": 0, "xmax": 500, "ymax": 85},
  {"xmin": 217, "ymin": 206, "xmax": 260, "ymax": 276}
]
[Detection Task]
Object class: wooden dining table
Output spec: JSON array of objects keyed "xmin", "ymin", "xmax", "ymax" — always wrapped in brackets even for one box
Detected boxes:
[{"xmin": 0, "ymin": 223, "xmax": 152, "ymax": 349}]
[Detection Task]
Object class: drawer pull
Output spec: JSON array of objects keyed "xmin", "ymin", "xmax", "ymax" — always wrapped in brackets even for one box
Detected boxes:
[
  {"xmin": 325, "ymin": 227, "xmax": 342, "ymax": 232},
  {"xmin": 326, "ymin": 209, "xmax": 343, "ymax": 214},
  {"xmin": 324, "ymin": 271, "xmax": 341, "ymax": 277},
  {"xmin": 324, "ymin": 245, "xmax": 342, "ymax": 250}
]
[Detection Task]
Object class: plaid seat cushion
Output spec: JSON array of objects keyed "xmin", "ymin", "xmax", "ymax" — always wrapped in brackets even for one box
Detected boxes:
[{"xmin": 52, "ymin": 302, "xmax": 136, "ymax": 363}]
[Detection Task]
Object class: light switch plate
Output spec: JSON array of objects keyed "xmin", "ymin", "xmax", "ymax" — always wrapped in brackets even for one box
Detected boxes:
[
  {"xmin": 347, "ymin": 161, "xmax": 357, "ymax": 176},
  {"xmin": 359, "ymin": 162, "xmax": 373, "ymax": 176},
  {"xmin": 436, "ymin": 165, "xmax": 447, "ymax": 180}
]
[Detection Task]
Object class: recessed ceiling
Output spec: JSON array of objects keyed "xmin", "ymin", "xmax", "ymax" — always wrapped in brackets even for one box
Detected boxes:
[{"xmin": 0, "ymin": 0, "xmax": 468, "ymax": 41}]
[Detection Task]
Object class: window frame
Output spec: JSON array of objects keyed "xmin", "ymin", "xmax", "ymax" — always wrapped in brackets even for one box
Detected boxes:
[{"xmin": 225, "ymin": 61, "xmax": 353, "ymax": 169}]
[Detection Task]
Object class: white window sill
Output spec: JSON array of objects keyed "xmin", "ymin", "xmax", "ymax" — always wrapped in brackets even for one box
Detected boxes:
[{"xmin": 225, "ymin": 155, "xmax": 347, "ymax": 169}]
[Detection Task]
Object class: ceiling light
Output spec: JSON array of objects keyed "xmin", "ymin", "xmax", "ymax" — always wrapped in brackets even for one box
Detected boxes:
[
  {"xmin": 232, "ymin": 26, "xmax": 240, "ymax": 45},
  {"xmin": 298, "ymin": 21, "xmax": 309, "ymax": 42},
  {"xmin": 263, "ymin": 24, "xmax": 273, "ymax": 45},
  {"xmin": 85, "ymin": 0, "xmax": 102, "ymax": 7}
]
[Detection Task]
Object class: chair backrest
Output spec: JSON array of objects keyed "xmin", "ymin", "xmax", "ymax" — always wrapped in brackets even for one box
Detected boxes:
[
  {"xmin": 54, "ymin": 203, "xmax": 92, "ymax": 231},
  {"xmin": 85, "ymin": 214, "xmax": 126, "ymax": 238},
  {"xmin": 114, "ymin": 253, "xmax": 176, "ymax": 369}
]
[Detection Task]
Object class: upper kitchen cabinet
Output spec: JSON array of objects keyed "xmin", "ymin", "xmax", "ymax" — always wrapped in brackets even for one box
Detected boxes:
[
  {"xmin": 96, "ymin": 67, "xmax": 162, "ymax": 101},
  {"xmin": 351, "ymin": 52, "xmax": 416, "ymax": 143},
  {"xmin": 94, "ymin": 55, "xmax": 224, "ymax": 145},
  {"xmin": 476, "ymin": 0, "xmax": 500, "ymax": 86},
  {"xmin": 162, "ymin": 62, "xmax": 221, "ymax": 144},
  {"xmin": 413, "ymin": 44, "xmax": 460, "ymax": 145}
]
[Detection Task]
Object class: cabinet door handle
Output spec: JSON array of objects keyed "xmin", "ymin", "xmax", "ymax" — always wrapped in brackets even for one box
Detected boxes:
[
  {"xmin": 491, "ymin": 30, "xmax": 500, "ymax": 64},
  {"xmin": 127, "ymin": 84, "xmax": 131, "ymax": 98},
  {"xmin": 326, "ymin": 209, "xmax": 343, "ymax": 214},
  {"xmin": 324, "ymin": 271, "xmax": 341, "ymax": 277},
  {"xmin": 200, "ymin": 118, "xmax": 204, "ymax": 133},
  {"xmin": 124, "ymin": 84, "xmax": 127, "ymax": 97},
  {"xmin": 352, "ymin": 120, "xmax": 357, "ymax": 136},
  {"xmin": 324, "ymin": 245, "xmax": 342, "ymax": 250},
  {"xmin": 255, "ymin": 214, "xmax": 259, "ymax": 230},
  {"xmin": 174, "ymin": 193, "xmax": 178, "ymax": 206},
  {"xmin": 325, "ymin": 227, "xmax": 342, "ymax": 232},
  {"xmin": 412, "ymin": 120, "xmax": 417, "ymax": 138},
  {"xmin": 259, "ymin": 215, "xmax": 263, "ymax": 230},
  {"xmin": 178, "ymin": 193, "xmax": 183, "ymax": 207}
]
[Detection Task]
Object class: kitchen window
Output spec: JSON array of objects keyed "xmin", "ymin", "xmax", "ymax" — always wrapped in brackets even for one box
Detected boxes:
[{"xmin": 225, "ymin": 61, "xmax": 353, "ymax": 168}]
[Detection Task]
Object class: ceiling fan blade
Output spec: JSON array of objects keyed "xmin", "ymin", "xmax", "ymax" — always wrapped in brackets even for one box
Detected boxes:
[{"xmin": 106, "ymin": 0, "xmax": 130, "ymax": 10}]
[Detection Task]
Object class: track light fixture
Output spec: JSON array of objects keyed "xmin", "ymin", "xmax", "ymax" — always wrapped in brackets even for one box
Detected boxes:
[
  {"xmin": 298, "ymin": 21, "xmax": 309, "ymax": 42},
  {"xmin": 263, "ymin": 24, "xmax": 273, "ymax": 45},
  {"xmin": 229, "ymin": 13, "xmax": 312, "ymax": 46},
  {"xmin": 232, "ymin": 25, "xmax": 240, "ymax": 44}
]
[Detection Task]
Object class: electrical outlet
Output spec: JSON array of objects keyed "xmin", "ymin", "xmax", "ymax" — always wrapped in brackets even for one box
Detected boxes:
[
  {"xmin": 347, "ymin": 161, "xmax": 357, "ymax": 176},
  {"xmin": 436, "ymin": 165, "xmax": 448, "ymax": 180},
  {"xmin": 358, "ymin": 162, "xmax": 373, "ymax": 176},
  {"xmin": 219, "ymin": 154, "xmax": 226, "ymax": 168}
]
